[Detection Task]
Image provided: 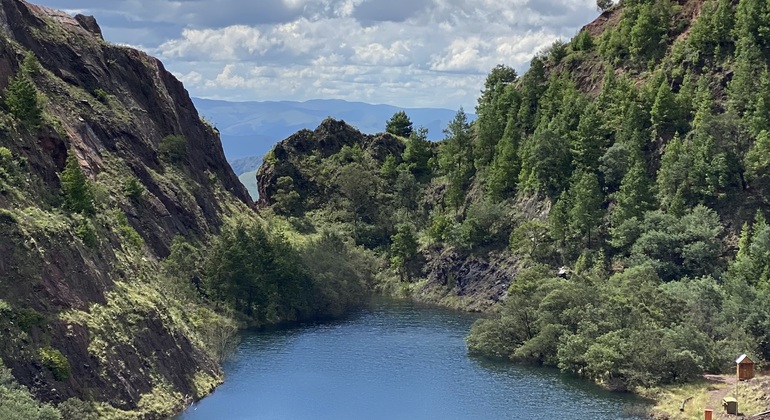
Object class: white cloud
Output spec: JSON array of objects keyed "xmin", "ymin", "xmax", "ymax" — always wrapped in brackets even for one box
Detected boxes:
[{"xmin": 36, "ymin": 0, "xmax": 600, "ymax": 109}]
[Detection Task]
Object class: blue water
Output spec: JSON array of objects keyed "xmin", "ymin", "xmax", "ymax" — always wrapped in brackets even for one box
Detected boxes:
[{"xmin": 181, "ymin": 299, "xmax": 648, "ymax": 419}]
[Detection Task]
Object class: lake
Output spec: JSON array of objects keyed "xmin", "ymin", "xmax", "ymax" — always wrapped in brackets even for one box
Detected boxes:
[{"xmin": 181, "ymin": 299, "xmax": 648, "ymax": 419}]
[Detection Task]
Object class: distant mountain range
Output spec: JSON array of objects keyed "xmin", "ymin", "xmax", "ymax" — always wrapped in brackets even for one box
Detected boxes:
[{"xmin": 192, "ymin": 98, "xmax": 474, "ymax": 166}]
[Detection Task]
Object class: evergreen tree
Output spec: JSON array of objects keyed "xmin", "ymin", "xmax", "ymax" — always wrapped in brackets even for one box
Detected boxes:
[
  {"xmin": 611, "ymin": 154, "xmax": 654, "ymax": 226},
  {"xmin": 61, "ymin": 154, "xmax": 95, "ymax": 215},
  {"xmin": 518, "ymin": 130, "xmax": 571, "ymax": 198},
  {"xmin": 438, "ymin": 109, "xmax": 474, "ymax": 210},
  {"xmin": 571, "ymin": 103, "xmax": 607, "ymax": 171},
  {"xmin": 650, "ymin": 76, "xmax": 683, "ymax": 139},
  {"xmin": 3, "ymin": 73, "xmax": 41, "ymax": 129},
  {"xmin": 567, "ymin": 171, "xmax": 605, "ymax": 246},
  {"xmin": 745, "ymin": 130, "xmax": 770, "ymax": 190},
  {"xmin": 486, "ymin": 116, "xmax": 521, "ymax": 201},
  {"xmin": 474, "ymin": 65, "xmax": 518, "ymax": 169},
  {"xmin": 390, "ymin": 223, "xmax": 419, "ymax": 282},
  {"xmin": 402, "ymin": 127, "xmax": 432, "ymax": 177},
  {"xmin": 385, "ymin": 111, "xmax": 413, "ymax": 137}
]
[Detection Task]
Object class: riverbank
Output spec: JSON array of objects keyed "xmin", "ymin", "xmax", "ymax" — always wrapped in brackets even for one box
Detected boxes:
[{"xmin": 647, "ymin": 375, "xmax": 770, "ymax": 419}]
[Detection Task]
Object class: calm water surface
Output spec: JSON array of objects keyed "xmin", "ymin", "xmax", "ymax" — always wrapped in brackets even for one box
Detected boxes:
[{"xmin": 181, "ymin": 299, "xmax": 648, "ymax": 420}]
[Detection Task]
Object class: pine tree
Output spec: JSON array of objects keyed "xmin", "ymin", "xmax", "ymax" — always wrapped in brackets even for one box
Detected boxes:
[
  {"xmin": 611, "ymin": 155, "xmax": 654, "ymax": 226},
  {"xmin": 402, "ymin": 127, "xmax": 432, "ymax": 177},
  {"xmin": 385, "ymin": 111, "xmax": 413, "ymax": 138},
  {"xmin": 486, "ymin": 116, "xmax": 521, "ymax": 201},
  {"xmin": 568, "ymin": 171, "xmax": 605, "ymax": 246},
  {"xmin": 438, "ymin": 109, "xmax": 474, "ymax": 210},
  {"xmin": 474, "ymin": 65, "xmax": 518, "ymax": 169},
  {"xmin": 572, "ymin": 103, "xmax": 607, "ymax": 172},
  {"xmin": 390, "ymin": 223, "xmax": 418, "ymax": 282},
  {"xmin": 3, "ymin": 73, "xmax": 41, "ymax": 128},
  {"xmin": 61, "ymin": 154, "xmax": 95, "ymax": 215}
]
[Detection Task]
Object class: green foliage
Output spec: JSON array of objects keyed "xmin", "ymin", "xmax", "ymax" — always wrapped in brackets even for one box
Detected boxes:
[
  {"xmin": 385, "ymin": 111, "xmax": 413, "ymax": 137},
  {"xmin": 390, "ymin": 224, "xmax": 418, "ymax": 282},
  {"xmin": 113, "ymin": 209, "xmax": 143, "ymax": 249},
  {"xmin": 486, "ymin": 120, "xmax": 521, "ymax": 201},
  {"xmin": 688, "ymin": 0, "xmax": 735, "ymax": 59},
  {"xmin": 57, "ymin": 399, "xmax": 98, "ymax": 420},
  {"xmin": 571, "ymin": 30, "xmax": 594, "ymax": 51},
  {"xmin": 509, "ymin": 220, "xmax": 552, "ymax": 262},
  {"xmin": 0, "ymin": 362, "xmax": 61, "ymax": 420},
  {"xmin": 596, "ymin": 0, "xmax": 614, "ymax": 12},
  {"xmin": 60, "ymin": 154, "xmax": 95, "ymax": 215},
  {"xmin": 402, "ymin": 127, "xmax": 432, "ymax": 177},
  {"xmin": 205, "ymin": 222, "xmax": 371, "ymax": 323},
  {"xmin": 474, "ymin": 64, "xmax": 518, "ymax": 168},
  {"xmin": 123, "ymin": 177, "xmax": 144, "ymax": 200},
  {"xmin": 15, "ymin": 308, "xmax": 44, "ymax": 332},
  {"xmin": 518, "ymin": 130, "xmax": 571, "ymax": 198},
  {"xmin": 158, "ymin": 135, "xmax": 188, "ymax": 163},
  {"xmin": 75, "ymin": 218, "xmax": 97, "ymax": 248},
  {"xmin": 39, "ymin": 347, "xmax": 71, "ymax": 381},
  {"xmin": 3, "ymin": 72, "xmax": 41, "ymax": 129},
  {"xmin": 272, "ymin": 176, "xmax": 302, "ymax": 216},
  {"xmin": 611, "ymin": 154, "xmax": 654, "ymax": 226},
  {"xmin": 438, "ymin": 109, "xmax": 474, "ymax": 210},
  {"xmin": 611, "ymin": 206, "xmax": 723, "ymax": 281},
  {"xmin": 745, "ymin": 130, "xmax": 770, "ymax": 189},
  {"xmin": 92, "ymin": 89, "xmax": 109, "ymax": 103}
]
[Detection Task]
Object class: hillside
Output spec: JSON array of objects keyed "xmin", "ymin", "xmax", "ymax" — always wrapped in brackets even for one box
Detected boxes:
[
  {"xmin": 0, "ymin": 0, "xmax": 382, "ymax": 418},
  {"xmin": 0, "ymin": 0, "xmax": 260, "ymax": 416},
  {"xmin": 257, "ymin": 0, "xmax": 770, "ymax": 397}
]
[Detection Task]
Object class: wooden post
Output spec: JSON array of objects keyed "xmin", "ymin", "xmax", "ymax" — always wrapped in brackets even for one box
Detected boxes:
[{"xmin": 704, "ymin": 409, "xmax": 713, "ymax": 420}]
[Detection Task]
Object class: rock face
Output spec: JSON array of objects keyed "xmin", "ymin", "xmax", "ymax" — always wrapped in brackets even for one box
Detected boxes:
[
  {"xmin": 0, "ymin": 0, "xmax": 250, "ymax": 415},
  {"xmin": 257, "ymin": 118, "xmax": 405, "ymax": 210}
]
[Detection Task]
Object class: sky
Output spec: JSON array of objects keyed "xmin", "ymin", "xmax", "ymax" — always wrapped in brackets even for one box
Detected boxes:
[{"xmin": 34, "ymin": 0, "xmax": 600, "ymax": 110}]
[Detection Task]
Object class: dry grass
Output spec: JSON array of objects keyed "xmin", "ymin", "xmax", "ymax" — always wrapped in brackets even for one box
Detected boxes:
[
  {"xmin": 650, "ymin": 379, "xmax": 727, "ymax": 419},
  {"xmin": 650, "ymin": 376, "xmax": 770, "ymax": 420}
]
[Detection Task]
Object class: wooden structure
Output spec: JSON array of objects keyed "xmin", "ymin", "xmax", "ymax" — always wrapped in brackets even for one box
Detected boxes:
[
  {"xmin": 736, "ymin": 354, "xmax": 755, "ymax": 381},
  {"xmin": 722, "ymin": 397, "xmax": 738, "ymax": 415}
]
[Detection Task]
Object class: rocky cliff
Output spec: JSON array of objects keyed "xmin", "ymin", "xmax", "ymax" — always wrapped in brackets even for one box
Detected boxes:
[{"xmin": 0, "ymin": 0, "xmax": 252, "ymax": 417}]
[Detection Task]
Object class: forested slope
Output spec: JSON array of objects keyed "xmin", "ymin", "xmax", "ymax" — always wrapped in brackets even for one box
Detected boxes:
[
  {"xmin": 0, "ymin": 1, "xmax": 372, "ymax": 418},
  {"xmin": 258, "ymin": 0, "xmax": 770, "ymax": 391}
]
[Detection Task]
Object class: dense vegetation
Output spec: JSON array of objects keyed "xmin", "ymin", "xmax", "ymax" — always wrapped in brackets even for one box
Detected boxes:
[{"xmin": 257, "ymin": 0, "xmax": 770, "ymax": 391}]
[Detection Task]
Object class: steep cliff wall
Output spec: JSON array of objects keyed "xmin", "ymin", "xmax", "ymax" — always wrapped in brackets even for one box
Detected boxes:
[{"xmin": 0, "ymin": 0, "xmax": 252, "ymax": 416}]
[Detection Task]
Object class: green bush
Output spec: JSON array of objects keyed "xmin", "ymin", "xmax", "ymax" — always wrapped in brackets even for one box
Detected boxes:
[
  {"xmin": 123, "ymin": 177, "xmax": 144, "ymax": 201},
  {"xmin": 38, "ymin": 347, "xmax": 71, "ymax": 381},
  {"xmin": 92, "ymin": 89, "xmax": 109, "ymax": 103},
  {"xmin": 75, "ymin": 218, "xmax": 97, "ymax": 248},
  {"xmin": 15, "ymin": 308, "xmax": 43, "ymax": 332},
  {"xmin": 57, "ymin": 398, "xmax": 97, "ymax": 420},
  {"xmin": 113, "ymin": 209, "xmax": 143, "ymax": 249},
  {"xmin": 0, "ymin": 362, "xmax": 61, "ymax": 420},
  {"xmin": 158, "ymin": 135, "xmax": 188, "ymax": 163}
]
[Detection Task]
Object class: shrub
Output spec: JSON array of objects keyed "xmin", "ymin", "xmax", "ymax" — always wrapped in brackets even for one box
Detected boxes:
[
  {"xmin": 75, "ymin": 218, "xmax": 97, "ymax": 248},
  {"xmin": 158, "ymin": 135, "xmax": 187, "ymax": 163},
  {"xmin": 58, "ymin": 398, "xmax": 98, "ymax": 420},
  {"xmin": 15, "ymin": 308, "xmax": 43, "ymax": 332},
  {"xmin": 39, "ymin": 347, "xmax": 71, "ymax": 381},
  {"xmin": 92, "ymin": 88, "xmax": 109, "ymax": 103},
  {"xmin": 123, "ymin": 177, "xmax": 144, "ymax": 200},
  {"xmin": 113, "ymin": 209, "xmax": 143, "ymax": 249},
  {"xmin": 0, "ymin": 362, "xmax": 60, "ymax": 420}
]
